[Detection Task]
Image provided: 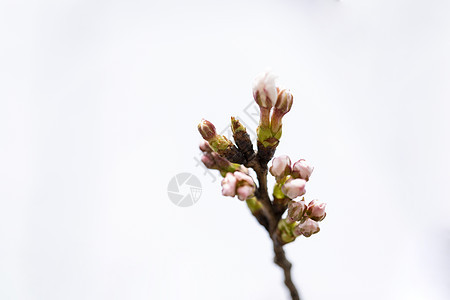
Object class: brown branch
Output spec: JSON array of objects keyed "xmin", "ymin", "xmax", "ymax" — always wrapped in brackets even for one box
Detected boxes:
[
  {"xmin": 247, "ymin": 152, "xmax": 301, "ymax": 300},
  {"xmin": 273, "ymin": 234, "xmax": 300, "ymax": 300},
  {"xmin": 232, "ymin": 121, "xmax": 300, "ymax": 300}
]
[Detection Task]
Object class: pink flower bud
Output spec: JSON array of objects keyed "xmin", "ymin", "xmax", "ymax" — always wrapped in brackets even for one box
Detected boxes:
[
  {"xmin": 281, "ymin": 178, "xmax": 306, "ymax": 199},
  {"xmin": 274, "ymin": 89, "xmax": 293, "ymax": 114},
  {"xmin": 294, "ymin": 218, "xmax": 320, "ymax": 237},
  {"xmin": 270, "ymin": 155, "xmax": 291, "ymax": 180},
  {"xmin": 199, "ymin": 140, "xmax": 213, "ymax": 153},
  {"xmin": 292, "ymin": 159, "xmax": 314, "ymax": 181},
  {"xmin": 237, "ymin": 185, "xmax": 255, "ymax": 201},
  {"xmin": 221, "ymin": 172, "xmax": 237, "ymax": 197},
  {"xmin": 306, "ymin": 199, "xmax": 327, "ymax": 221},
  {"xmin": 287, "ymin": 199, "xmax": 307, "ymax": 222},
  {"xmin": 233, "ymin": 171, "xmax": 254, "ymax": 187},
  {"xmin": 221, "ymin": 171, "xmax": 255, "ymax": 200},
  {"xmin": 211, "ymin": 152, "xmax": 231, "ymax": 170},
  {"xmin": 198, "ymin": 119, "xmax": 217, "ymax": 141},
  {"xmin": 252, "ymin": 71, "xmax": 278, "ymax": 109},
  {"xmin": 270, "ymin": 89, "xmax": 293, "ymax": 133},
  {"xmin": 201, "ymin": 153, "xmax": 215, "ymax": 169}
]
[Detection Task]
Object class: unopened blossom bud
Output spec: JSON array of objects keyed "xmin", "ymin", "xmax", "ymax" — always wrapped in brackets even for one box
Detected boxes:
[
  {"xmin": 237, "ymin": 172, "xmax": 255, "ymax": 200},
  {"xmin": 221, "ymin": 172, "xmax": 237, "ymax": 197},
  {"xmin": 292, "ymin": 159, "xmax": 314, "ymax": 181},
  {"xmin": 287, "ymin": 198, "xmax": 307, "ymax": 223},
  {"xmin": 270, "ymin": 155, "xmax": 291, "ymax": 180},
  {"xmin": 198, "ymin": 119, "xmax": 217, "ymax": 141},
  {"xmin": 234, "ymin": 171, "xmax": 254, "ymax": 186},
  {"xmin": 199, "ymin": 140, "xmax": 213, "ymax": 153},
  {"xmin": 275, "ymin": 89, "xmax": 293, "ymax": 114},
  {"xmin": 210, "ymin": 152, "xmax": 231, "ymax": 170},
  {"xmin": 237, "ymin": 185, "xmax": 254, "ymax": 201},
  {"xmin": 253, "ymin": 72, "xmax": 278, "ymax": 128},
  {"xmin": 234, "ymin": 171, "xmax": 256, "ymax": 200},
  {"xmin": 252, "ymin": 71, "xmax": 278, "ymax": 109},
  {"xmin": 271, "ymin": 89, "xmax": 293, "ymax": 134},
  {"xmin": 201, "ymin": 153, "xmax": 215, "ymax": 169},
  {"xmin": 306, "ymin": 199, "xmax": 327, "ymax": 222},
  {"xmin": 294, "ymin": 218, "xmax": 320, "ymax": 238},
  {"xmin": 221, "ymin": 171, "xmax": 255, "ymax": 201},
  {"xmin": 198, "ymin": 120, "xmax": 243, "ymax": 163},
  {"xmin": 281, "ymin": 178, "xmax": 306, "ymax": 199}
]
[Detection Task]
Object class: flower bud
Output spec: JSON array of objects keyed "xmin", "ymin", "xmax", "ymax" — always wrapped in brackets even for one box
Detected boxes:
[
  {"xmin": 197, "ymin": 119, "xmax": 217, "ymax": 141},
  {"xmin": 199, "ymin": 140, "xmax": 213, "ymax": 153},
  {"xmin": 287, "ymin": 198, "xmax": 307, "ymax": 223},
  {"xmin": 234, "ymin": 171, "xmax": 254, "ymax": 186},
  {"xmin": 270, "ymin": 89, "xmax": 293, "ymax": 134},
  {"xmin": 281, "ymin": 178, "xmax": 306, "ymax": 199},
  {"xmin": 210, "ymin": 152, "xmax": 231, "ymax": 170},
  {"xmin": 237, "ymin": 185, "xmax": 254, "ymax": 201},
  {"xmin": 221, "ymin": 171, "xmax": 255, "ymax": 201},
  {"xmin": 221, "ymin": 172, "xmax": 237, "ymax": 197},
  {"xmin": 292, "ymin": 159, "xmax": 314, "ymax": 181},
  {"xmin": 269, "ymin": 155, "xmax": 291, "ymax": 180},
  {"xmin": 252, "ymin": 71, "xmax": 278, "ymax": 109},
  {"xmin": 294, "ymin": 218, "xmax": 320, "ymax": 237},
  {"xmin": 306, "ymin": 199, "xmax": 326, "ymax": 222},
  {"xmin": 274, "ymin": 89, "xmax": 293, "ymax": 114},
  {"xmin": 201, "ymin": 153, "xmax": 215, "ymax": 169}
]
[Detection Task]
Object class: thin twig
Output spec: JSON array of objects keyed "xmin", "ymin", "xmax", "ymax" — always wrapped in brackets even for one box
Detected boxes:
[
  {"xmin": 273, "ymin": 232, "xmax": 300, "ymax": 300},
  {"xmin": 248, "ymin": 154, "xmax": 301, "ymax": 300},
  {"xmin": 231, "ymin": 121, "xmax": 300, "ymax": 300}
]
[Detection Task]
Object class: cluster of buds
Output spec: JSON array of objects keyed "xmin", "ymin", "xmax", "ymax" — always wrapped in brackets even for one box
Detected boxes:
[
  {"xmin": 199, "ymin": 140, "xmax": 247, "ymax": 177},
  {"xmin": 270, "ymin": 155, "xmax": 314, "ymax": 201},
  {"xmin": 221, "ymin": 171, "xmax": 256, "ymax": 201},
  {"xmin": 196, "ymin": 71, "xmax": 326, "ymax": 299},
  {"xmin": 270, "ymin": 155, "xmax": 314, "ymax": 183},
  {"xmin": 252, "ymin": 72, "xmax": 293, "ymax": 164},
  {"xmin": 197, "ymin": 71, "xmax": 326, "ymax": 246},
  {"xmin": 279, "ymin": 198, "xmax": 327, "ymax": 242},
  {"xmin": 198, "ymin": 119, "xmax": 245, "ymax": 164},
  {"xmin": 269, "ymin": 155, "xmax": 325, "ymax": 242}
]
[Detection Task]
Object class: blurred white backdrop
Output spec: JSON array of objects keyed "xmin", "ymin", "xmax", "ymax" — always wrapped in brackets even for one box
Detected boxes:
[{"xmin": 1, "ymin": 0, "xmax": 449, "ymax": 299}]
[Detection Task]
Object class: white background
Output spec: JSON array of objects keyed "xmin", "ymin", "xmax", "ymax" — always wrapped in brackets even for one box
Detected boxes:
[{"xmin": 1, "ymin": 0, "xmax": 449, "ymax": 299}]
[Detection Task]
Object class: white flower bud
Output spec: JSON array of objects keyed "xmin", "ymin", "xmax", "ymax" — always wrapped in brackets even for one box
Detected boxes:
[
  {"xmin": 221, "ymin": 171, "xmax": 255, "ymax": 201},
  {"xmin": 221, "ymin": 173, "xmax": 237, "ymax": 197},
  {"xmin": 237, "ymin": 185, "xmax": 254, "ymax": 201},
  {"xmin": 274, "ymin": 89, "xmax": 293, "ymax": 114},
  {"xmin": 287, "ymin": 199, "xmax": 307, "ymax": 223},
  {"xmin": 269, "ymin": 155, "xmax": 291, "ymax": 180},
  {"xmin": 292, "ymin": 159, "xmax": 314, "ymax": 181},
  {"xmin": 281, "ymin": 178, "xmax": 306, "ymax": 199},
  {"xmin": 294, "ymin": 218, "xmax": 320, "ymax": 237},
  {"xmin": 252, "ymin": 71, "xmax": 278, "ymax": 109},
  {"xmin": 306, "ymin": 199, "xmax": 327, "ymax": 222}
]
